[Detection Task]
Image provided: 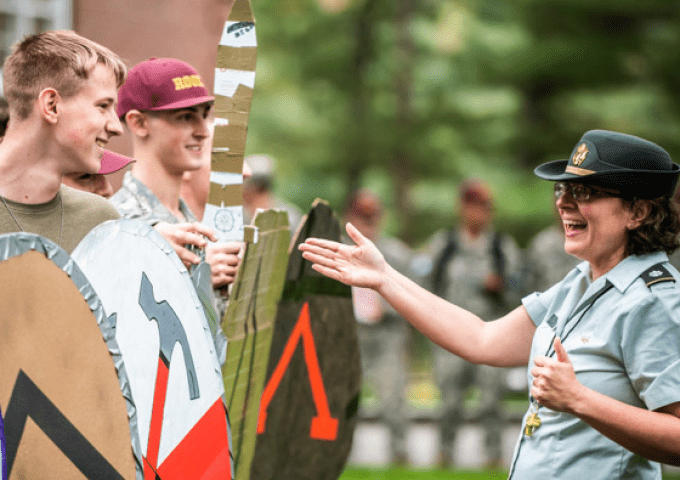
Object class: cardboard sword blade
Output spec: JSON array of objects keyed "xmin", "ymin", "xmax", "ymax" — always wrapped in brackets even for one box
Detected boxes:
[{"xmin": 203, "ymin": 0, "xmax": 258, "ymax": 243}]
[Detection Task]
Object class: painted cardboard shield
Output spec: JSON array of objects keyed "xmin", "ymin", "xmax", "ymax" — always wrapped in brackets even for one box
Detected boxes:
[
  {"xmin": 221, "ymin": 210, "xmax": 290, "ymax": 479},
  {"xmin": 72, "ymin": 219, "xmax": 233, "ymax": 480},
  {"xmin": 0, "ymin": 233, "xmax": 136, "ymax": 479},
  {"xmin": 189, "ymin": 258, "xmax": 228, "ymax": 366},
  {"xmin": 251, "ymin": 200, "xmax": 361, "ymax": 480}
]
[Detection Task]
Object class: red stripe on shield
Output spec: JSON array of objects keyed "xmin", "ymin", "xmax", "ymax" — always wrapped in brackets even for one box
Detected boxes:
[{"xmin": 157, "ymin": 399, "xmax": 231, "ymax": 479}]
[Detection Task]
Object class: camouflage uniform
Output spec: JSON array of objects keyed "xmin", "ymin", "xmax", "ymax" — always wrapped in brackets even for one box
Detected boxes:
[
  {"xmin": 421, "ymin": 227, "xmax": 522, "ymax": 464},
  {"xmin": 109, "ymin": 172, "xmax": 197, "ymax": 224},
  {"xmin": 525, "ymin": 225, "xmax": 581, "ymax": 294},
  {"xmin": 352, "ymin": 235, "xmax": 414, "ymax": 462}
]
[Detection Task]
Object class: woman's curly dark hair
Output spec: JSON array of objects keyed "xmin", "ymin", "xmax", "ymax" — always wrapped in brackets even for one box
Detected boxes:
[{"xmin": 624, "ymin": 196, "xmax": 680, "ymax": 256}]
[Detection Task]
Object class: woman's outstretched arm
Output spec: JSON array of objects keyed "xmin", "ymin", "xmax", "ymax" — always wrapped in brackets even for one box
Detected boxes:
[{"xmin": 299, "ymin": 222, "xmax": 536, "ymax": 367}]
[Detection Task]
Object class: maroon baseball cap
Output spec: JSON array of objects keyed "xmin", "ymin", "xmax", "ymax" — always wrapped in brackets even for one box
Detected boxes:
[
  {"xmin": 116, "ymin": 58, "xmax": 214, "ymax": 119},
  {"xmin": 98, "ymin": 149, "xmax": 135, "ymax": 175},
  {"xmin": 345, "ymin": 189, "xmax": 383, "ymax": 219},
  {"xmin": 460, "ymin": 179, "xmax": 493, "ymax": 207}
]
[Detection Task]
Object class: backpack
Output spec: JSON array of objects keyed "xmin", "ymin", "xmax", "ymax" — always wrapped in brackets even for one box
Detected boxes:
[{"xmin": 432, "ymin": 229, "xmax": 505, "ymax": 297}]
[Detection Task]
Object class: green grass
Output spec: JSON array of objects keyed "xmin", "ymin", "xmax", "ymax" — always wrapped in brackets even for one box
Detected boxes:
[
  {"xmin": 339, "ymin": 468, "xmax": 508, "ymax": 479},
  {"xmin": 339, "ymin": 467, "xmax": 680, "ymax": 479}
]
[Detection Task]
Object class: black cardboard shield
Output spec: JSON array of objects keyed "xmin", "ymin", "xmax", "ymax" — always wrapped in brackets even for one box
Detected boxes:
[
  {"xmin": 251, "ymin": 200, "xmax": 361, "ymax": 480},
  {"xmin": 0, "ymin": 233, "xmax": 136, "ymax": 479}
]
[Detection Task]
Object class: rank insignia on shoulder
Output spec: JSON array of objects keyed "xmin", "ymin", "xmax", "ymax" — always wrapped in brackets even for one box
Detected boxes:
[{"xmin": 640, "ymin": 263, "xmax": 676, "ymax": 288}]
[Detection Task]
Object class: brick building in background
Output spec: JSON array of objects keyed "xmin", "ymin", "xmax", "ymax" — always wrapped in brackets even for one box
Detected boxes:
[{"xmin": 1, "ymin": 0, "xmax": 236, "ymax": 188}]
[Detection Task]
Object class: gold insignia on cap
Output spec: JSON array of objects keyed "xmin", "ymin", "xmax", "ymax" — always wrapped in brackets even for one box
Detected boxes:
[{"xmin": 572, "ymin": 143, "xmax": 588, "ymax": 166}]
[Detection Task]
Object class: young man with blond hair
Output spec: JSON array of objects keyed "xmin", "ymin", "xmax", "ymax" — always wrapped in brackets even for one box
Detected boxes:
[{"xmin": 0, "ymin": 30, "xmax": 123, "ymax": 253}]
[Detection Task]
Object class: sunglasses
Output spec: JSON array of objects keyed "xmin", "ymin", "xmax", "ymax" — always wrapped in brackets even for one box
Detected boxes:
[{"xmin": 554, "ymin": 182, "xmax": 623, "ymax": 202}]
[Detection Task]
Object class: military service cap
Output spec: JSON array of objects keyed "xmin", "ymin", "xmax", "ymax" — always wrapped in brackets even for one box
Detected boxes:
[{"xmin": 534, "ymin": 130, "xmax": 680, "ymax": 198}]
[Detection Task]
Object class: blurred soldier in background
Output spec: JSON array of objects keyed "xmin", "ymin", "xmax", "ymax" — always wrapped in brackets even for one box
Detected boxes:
[
  {"xmin": 525, "ymin": 208, "xmax": 580, "ymax": 293},
  {"xmin": 243, "ymin": 154, "xmax": 303, "ymax": 231},
  {"xmin": 420, "ymin": 178, "xmax": 522, "ymax": 468},
  {"xmin": 343, "ymin": 189, "xmax": 413, "ymax": 465}
]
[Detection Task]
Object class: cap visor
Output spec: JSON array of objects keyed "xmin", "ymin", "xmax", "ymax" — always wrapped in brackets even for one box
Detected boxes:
[
  {"xmin": 98, "ymin": 150, "xmax": 135, "ymax": 175},
  {"xmin": 533, "ymin": 160, "xmax": 577, "ymax": 181},
  {"xmin": 146, "ymin": 96, "xmax": 216, "ymax": 112}
]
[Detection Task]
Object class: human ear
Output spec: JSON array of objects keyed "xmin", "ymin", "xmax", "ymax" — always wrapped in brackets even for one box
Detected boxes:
[
  {"xmin": 125, "ymin": 110, "xmax": 149, "ymax": 138},
  {"xmin": 38, "ymin": 88, "xmax": 60, "ymax": 124},
  {"xmin": 627, "ymin": 199, "xmax": 652, "ymax": 230}
]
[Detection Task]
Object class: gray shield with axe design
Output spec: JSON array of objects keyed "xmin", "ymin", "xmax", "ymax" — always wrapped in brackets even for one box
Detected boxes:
[{"xmin": 73, "ymin": 219, "xmax": 233, "ymax": 479}]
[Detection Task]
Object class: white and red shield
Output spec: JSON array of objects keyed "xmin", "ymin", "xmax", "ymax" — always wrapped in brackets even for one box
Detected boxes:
[{"xmin": 73, "ymin": 219, "xmax": 233, "ymax": 480}]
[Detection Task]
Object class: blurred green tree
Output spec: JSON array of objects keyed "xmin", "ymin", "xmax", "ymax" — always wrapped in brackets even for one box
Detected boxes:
[{"xmin": 245, "ymin": 0, "xmax": 680, "ymax": 247}]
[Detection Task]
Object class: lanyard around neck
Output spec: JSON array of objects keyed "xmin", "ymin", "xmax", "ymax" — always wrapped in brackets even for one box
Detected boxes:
[{"xmin": 544, "ymin": 281, "xmax": 614, "ymax": 358}]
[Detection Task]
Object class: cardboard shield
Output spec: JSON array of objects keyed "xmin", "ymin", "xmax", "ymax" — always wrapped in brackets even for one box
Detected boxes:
[
  {"xmin": 190, "ymin": 259, "xmax": 228, "ymax": 366},
  {"xmin": 221, "ymin": 210, "xmax": 290, "ymax": 479},
  {"xmin": 251, "ymin": 200, "xmax": 361, "ymax": 480},
  {"xmin": 72, "ymin": 220, "xmax": 233, "ymax": 480},
  {"xmin": 0, "ymin": 233, "xmax": 136, "ymax": 479}
]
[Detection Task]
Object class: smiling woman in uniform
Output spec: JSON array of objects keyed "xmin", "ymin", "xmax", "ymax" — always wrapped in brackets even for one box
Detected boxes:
[{"xmin": 300, "ymin": 130, "xmax": 680, "ymax": 479}]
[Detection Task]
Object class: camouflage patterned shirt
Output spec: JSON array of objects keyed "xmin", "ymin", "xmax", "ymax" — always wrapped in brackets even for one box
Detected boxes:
[
  {"xmin": 109, "ymin": 172, "xmax": 197, "ymax": 224},
  {"xmin": 420, "ymin": 227, "xmax": 523, "ymax": 321}
]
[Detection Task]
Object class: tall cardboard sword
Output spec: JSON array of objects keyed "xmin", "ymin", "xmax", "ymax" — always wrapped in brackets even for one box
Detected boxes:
[{"xmin": 202, "ymin": 0, "xmax": 258, "ymax": 245}]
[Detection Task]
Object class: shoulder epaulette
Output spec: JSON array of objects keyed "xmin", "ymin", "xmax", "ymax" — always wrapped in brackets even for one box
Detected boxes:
[{"xmin": 640, "ymin": 263, "xmax": 676, "ymax": 288}]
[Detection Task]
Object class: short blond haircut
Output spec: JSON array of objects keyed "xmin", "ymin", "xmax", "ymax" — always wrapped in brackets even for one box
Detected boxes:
[{"xmin": 3, "ymin": 30, "xmax": 127, "ymax": 120}]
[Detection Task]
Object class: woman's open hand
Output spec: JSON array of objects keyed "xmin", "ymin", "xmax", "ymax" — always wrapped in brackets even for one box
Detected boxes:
[{"xmin": 299, "ymin": 222, "xmax": 387, "ymax": 290}]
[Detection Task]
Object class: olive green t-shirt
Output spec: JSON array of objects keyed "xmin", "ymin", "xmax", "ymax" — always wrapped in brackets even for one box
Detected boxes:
[{"xmin": 0, "ymin": 185, "xmax": 120, "ymax": 254}]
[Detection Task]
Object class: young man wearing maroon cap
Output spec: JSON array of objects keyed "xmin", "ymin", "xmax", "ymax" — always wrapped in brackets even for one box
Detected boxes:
[
  {"xmin": 0, "ymin": 30, "xmax": 124, "ymax": 253},
  {"xmin": 110, "ymin": 57, "xmax": 240, "ymax": 294}
]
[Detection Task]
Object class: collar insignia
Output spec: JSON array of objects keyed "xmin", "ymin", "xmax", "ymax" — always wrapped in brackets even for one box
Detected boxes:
[{"xmin": 572, "ymin": 143, "xmax": 588, "ymax": 166}]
